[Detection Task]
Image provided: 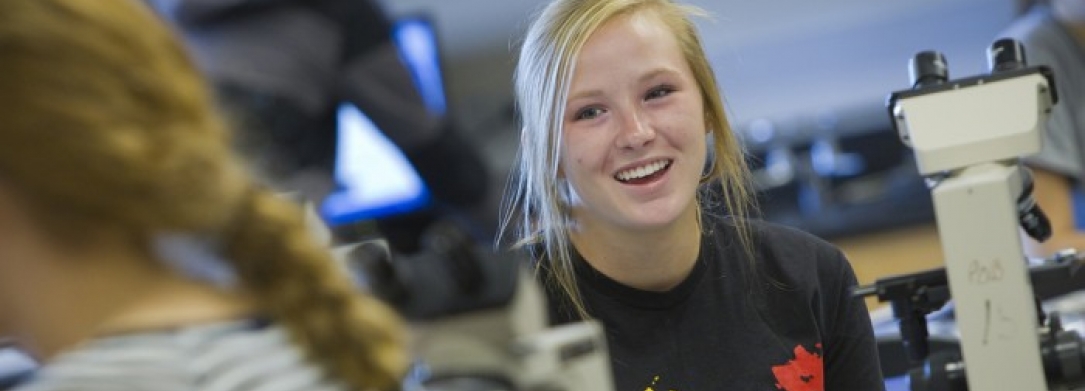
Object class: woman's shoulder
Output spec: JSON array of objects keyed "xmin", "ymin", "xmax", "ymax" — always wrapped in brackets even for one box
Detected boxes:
[
  {"xmin": 749, "ymin": 219, "xmax": 838, "ymax": 252},
  {"xmin": 705, "ymin": 215, "xmax": 853, "ymax": 289},
  {"xmin": 706, "ymin": 216, "xmax": 843, "ymax": 261},
  {"xmin": 16, "ymin": 319, "xmax": 347, "ymax": 391}
]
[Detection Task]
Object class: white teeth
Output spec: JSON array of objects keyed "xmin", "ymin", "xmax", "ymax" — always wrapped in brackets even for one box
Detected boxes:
[{"xmin": 616, "ymin": 159, "xmax": 670, "ymax": 182}]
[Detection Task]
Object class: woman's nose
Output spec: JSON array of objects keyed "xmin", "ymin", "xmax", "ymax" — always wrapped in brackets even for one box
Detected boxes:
[{"xmin": 616, "ymin": 110, "xmax": 656, "ymax": 149}]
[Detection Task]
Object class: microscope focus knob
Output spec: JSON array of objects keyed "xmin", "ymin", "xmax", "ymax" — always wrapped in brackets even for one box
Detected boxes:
[
  {"xmin": 988, "ymin": 38, "xmax": 1027, "ymax": 72},
  {"xmin": 910, "ymin": 51, "xmax": 948, "ymax": 89}
]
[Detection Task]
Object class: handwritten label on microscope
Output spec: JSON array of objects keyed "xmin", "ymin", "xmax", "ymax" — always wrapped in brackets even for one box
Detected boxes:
[
  {"xmin": 982, "ymin": 298, "xmax": 1021, "ymax": 346},
  {"xmin": 968, "ymin": 258, "xmax": 1004, "ymax": 285}
]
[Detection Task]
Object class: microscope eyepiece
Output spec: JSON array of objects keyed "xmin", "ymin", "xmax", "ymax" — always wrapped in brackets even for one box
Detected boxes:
[
  {"xmin": 988, "ymin": 38, "xmax": 1027, "ymax": 73},
  {"xmin": 910, "ymin": 51, "xmax": 949, "ymax": 89}
]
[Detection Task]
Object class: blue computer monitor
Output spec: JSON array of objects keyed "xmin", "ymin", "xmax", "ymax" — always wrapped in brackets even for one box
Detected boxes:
[{"xmin": 320, "ymin": 16, "xmax": 446, "ymax": 226}]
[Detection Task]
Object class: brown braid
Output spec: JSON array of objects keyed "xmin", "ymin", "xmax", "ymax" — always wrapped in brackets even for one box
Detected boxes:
[
  {"xmin": 0, "ymin": 1, "xmax": 407, "ymax": 389},
  {"xmin": 221, "ymin": 188, "xmax": 408, "ymax": 390}
]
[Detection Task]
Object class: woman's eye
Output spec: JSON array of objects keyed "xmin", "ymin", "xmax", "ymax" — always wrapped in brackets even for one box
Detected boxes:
[
  {"xmin": 645, "ymin": 86, "xmax": 675, "ymax": 100},
  {"xmin": 574, "ymin": 107, "xmax": 605, "ymax": 121}
]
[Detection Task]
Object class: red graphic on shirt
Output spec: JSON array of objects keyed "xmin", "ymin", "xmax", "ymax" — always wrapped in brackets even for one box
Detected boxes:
[{"xmin": 771, "ymin": 343, "xmax": 824, "ymax": 391}]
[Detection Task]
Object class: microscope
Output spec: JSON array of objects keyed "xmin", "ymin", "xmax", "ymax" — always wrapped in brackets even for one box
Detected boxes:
[
  {"xmin": 854, "ymin": 39, "xmax": 1085, "ymax": 390},
  {"xmin": 344, "ymin": 220, "xmax": 614, "ymax": 391}
]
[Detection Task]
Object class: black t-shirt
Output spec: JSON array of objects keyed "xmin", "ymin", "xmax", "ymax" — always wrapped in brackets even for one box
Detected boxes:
[{"xmin": 544, "ymin": 216, "xmax": 885, "ymax": 391}]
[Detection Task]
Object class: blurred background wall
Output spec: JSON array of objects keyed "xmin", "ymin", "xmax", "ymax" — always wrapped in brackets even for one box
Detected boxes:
[{"xmin": 374, "ymin": 0, "xmax": 1019, "ymax": 308}]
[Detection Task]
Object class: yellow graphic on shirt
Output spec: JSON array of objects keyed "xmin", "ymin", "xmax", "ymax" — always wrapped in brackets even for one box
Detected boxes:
[{"xmin": 645, "ymin": 375, "xmax": 677, "ymax": 391}]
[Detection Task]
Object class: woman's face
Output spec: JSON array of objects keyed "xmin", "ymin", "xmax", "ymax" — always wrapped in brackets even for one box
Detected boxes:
[{"xmin": 560, "ymin": 10, "xmax": 707, "ymax": 234}]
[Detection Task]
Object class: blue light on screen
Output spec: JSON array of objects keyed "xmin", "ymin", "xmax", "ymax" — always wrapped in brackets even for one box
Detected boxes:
[
  {"xmin": 394, "ymin": 18, "xmax": 447, "ymax": 116},
  {"xmin": 320, "ymin": 16, "xmax": 445, "ymax": 226},
  {"xmin": 320, "ymin": 104, "xmax": 431, "ymax": 225}
]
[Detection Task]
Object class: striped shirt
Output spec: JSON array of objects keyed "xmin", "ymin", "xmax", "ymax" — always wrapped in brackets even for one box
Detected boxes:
[{"xmin": 13, "ymin": 319, "xmax": 350, "ymax": 391}]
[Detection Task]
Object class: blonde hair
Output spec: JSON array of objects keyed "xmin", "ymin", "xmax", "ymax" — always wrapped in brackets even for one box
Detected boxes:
[
  {"xmin": 501, "ymin": 0, "xmax": 757, "ymax": 320},
  {"xmin": 0, "ymin": 1, "xmax": 405, "ymax": 389}
]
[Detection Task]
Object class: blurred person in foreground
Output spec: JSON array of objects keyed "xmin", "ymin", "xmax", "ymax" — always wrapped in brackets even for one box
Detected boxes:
[
  {"xmin": 0, "ymin": 1, "xmax": 405, "ymax": 390},
  {"xmin": 147, "ymin": 0, "xmax": 499, "ymax": 251},
  {"xmin": 500, "ymin": 0, "xmax": 884, "ymax": 389},
  {"xmin": 1002, "ymin": 0, "xmax": 1085, "ymax": 258}
]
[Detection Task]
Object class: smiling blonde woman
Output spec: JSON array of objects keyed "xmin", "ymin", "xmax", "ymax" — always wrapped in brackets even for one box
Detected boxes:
[{"xmin": 501, "ymin": 0, "xmax": 886, "ymax": 389}]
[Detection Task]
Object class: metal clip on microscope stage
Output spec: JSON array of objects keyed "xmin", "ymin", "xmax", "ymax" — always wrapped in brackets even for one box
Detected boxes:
[{"xmin": 854, "ymin": 39, "xmax": 1085, "ymax": 391}]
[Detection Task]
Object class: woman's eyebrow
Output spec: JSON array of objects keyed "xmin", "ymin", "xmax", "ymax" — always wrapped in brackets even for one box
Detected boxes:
[
  {"xmin": 568, "ymin": 89, "xmax": 604, "ymax": 103},
  {"xmin": 638, "ymin": 67, "xmax": 680, "ymax": 83},
  {"xmin": 567, "ymin": 67, "xmax": 680, "ymax": 103}
]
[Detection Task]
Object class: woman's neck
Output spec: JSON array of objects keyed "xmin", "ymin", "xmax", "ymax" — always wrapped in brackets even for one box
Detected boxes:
[
  {"xmin": 92, "ymin": 276, "xmax": 253, "ymax": 336},
  {"xmin": 570, "ymin": 206, "xmax": 701, "ymax": 292},
  {"xmin": 14, "ymin": 252, "xmax": 252, "ymax": 361}
]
